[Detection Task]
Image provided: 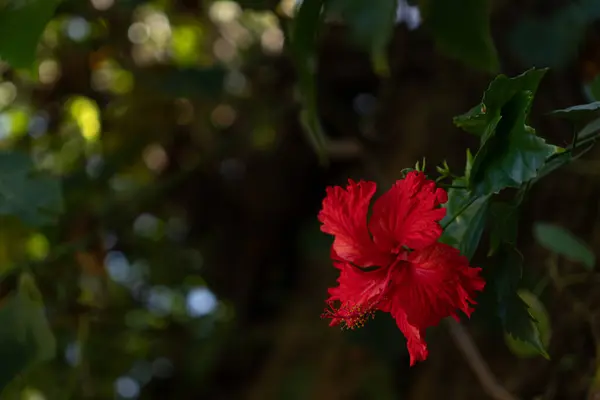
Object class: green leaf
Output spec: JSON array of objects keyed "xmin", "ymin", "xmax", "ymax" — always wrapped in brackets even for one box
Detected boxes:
[
  {"xmin": 491, "ymin": 248, "xmax": 550, "ymax": 359},
  {"xmin": 419, "ymin": 0, "xmax": 498, "ymax": 72},
  {"xmin": 488, "ymin": 202, "xmax": 519, "ymax": 256},
  {"xmin": 453, "ymin": 104, "xmax": 489, "ymax": 137},
  {"xmin": 0, "ymin": 0, "xmax": 62, "ymax": 69},
  {"xmin": 462, "ymin": 69, "xmax": 559, "ymax": 195},
  {"xmin": 0, "ymin": 273, "xmax": 56, "ymax": 392},
  {"xmin": 440, "ymin": 177, "xmax": 490, "ymax": 260},
  {"xmin": 548, "ymin": 101, "xmax": 600, "ymax": 121},
  {"xmin": 590, "ymin": 74, "xmax": 600, "ymax": 102},
  {"xmin": 533, "ymin": 222, "xmax": 595, "ymax": 269},
  {"xmin": 326, "ymin": 0, "xmax": 397, "ymax": 75},
  {"xmin": 0, "ymin": 151, "xmax": 63, "ymax": 226},
  {"xmin": 504, "ymin": 290, "xmax": 551, "ymax": 359},
  {"xmin": 534, "ymin": 149, "xmax": 571, "ymax": 181},
  {"xmin": 454, "ymin": 68, "xmax": 547, "ymax": 138},
  {"xmin": 289, "ymin": 0, "xmax": 328, "ymax": 163},
  {"xmin": 576, "ymin": 116, "xmax": 600, "ymax": 140}
]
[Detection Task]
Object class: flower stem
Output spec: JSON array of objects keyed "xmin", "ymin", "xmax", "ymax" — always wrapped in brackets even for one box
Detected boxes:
[
  {"xmin": 570, "ymin": 125, "xmax": 578, "ymax": 159},
  {"xmin": 547, "ymin": 127, "xmax": 600, "ymax": 163},
  {"xmin": 446, "ymin": 319, "xmax": 517, "ymax": 400}
]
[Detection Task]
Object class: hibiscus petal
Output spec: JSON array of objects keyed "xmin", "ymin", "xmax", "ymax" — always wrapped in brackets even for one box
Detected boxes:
[
  {"xmin": 388, "ymin": 306, "xmax": 429, "ymax": 366},
  {"xmin": 323, "ymin": 261, "xmax": 391, "ymax": 329},
  {"xmin": 369, "ymin": 171, "xmax": 447, "ymax": 252},
  {"xmin": 318, "ymin": 179, "xmax": 390, "ymax": 267},
  {"xmin": 392, "ymin": 242, "xmax": 485, "ymax": 331}
]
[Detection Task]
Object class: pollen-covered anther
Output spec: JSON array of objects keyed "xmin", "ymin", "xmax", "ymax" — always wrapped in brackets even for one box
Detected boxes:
[{"xmin": 321, "ymin": 302, "xmax": 376, "ymax": 330}]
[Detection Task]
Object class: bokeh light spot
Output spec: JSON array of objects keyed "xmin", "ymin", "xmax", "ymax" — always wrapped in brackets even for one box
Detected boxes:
[
  {"xmin": 38, "ymin": 59, "xmax": 61, "ymax": 85},
  {"xmin": 90, "ymin": 0, "xmax": 114, "ymax": 10},
  {"xmin": 261, "ymin": 28, "xmax": 284, "ymax": 54},
  {"xmin": 146, "ymin": 286, "xmax": 173, "ymax": 316},
  {"xmin": 105, "ymin": 251, "xmax": 131, "ymax": 284},
  {"xmin": 65, "ymin": 342, "xmax": 81, "ymax": 367},
  {"xmin": 209, "ymin": 1, "xmax": 242, "ymax": 24},
  {"xmin": 210, "ymin": 104, "xmax": 236, "ymax": 128},
  {"xmin": 26, "ymin": 233, "xmax": 50, "ymax": 261},
  {"xmin": 65, "ymin": 17, "xmax": 91, "ymax": 42},
  {"xmin": 128, "ymin": 22, "xmax": 150, "ymax": 44},
  {"xmin": 186, "ymin": 287, "xmax": 218, "ymax": 317},
  {"xmin": 68, "ymin": 96, "xmax": 101, "ymax": 142},
  {"xmin": 0, "ymin": 82, "xmax": 17, "ymax": 108},
  {"xmin": 142, "ymin": 144, "xmax": 168, "ymax": 173},
  {"xmin": 115, "ymin": 376, "xmax": 140, "ymax": 399},
  {"xmin": 21, "ymin": 388, "xmax": 46, "ymax": 400}
]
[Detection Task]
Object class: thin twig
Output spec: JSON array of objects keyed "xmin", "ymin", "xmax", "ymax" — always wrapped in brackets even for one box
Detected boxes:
[{"xmin": 445, "ymin": 319, "xmax": 517, "ymax": 400}]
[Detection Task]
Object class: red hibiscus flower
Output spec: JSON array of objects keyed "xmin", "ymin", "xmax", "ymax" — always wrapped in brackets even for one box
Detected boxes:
[{"xmin": 318, "ymin": 171, "xmax": 485, "ymax": 365}]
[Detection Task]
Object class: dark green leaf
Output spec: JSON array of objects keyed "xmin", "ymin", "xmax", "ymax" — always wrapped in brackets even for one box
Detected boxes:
[
  {"xmin": 453, "ymin": 104, "xmax": 489, "ymax": 137},
  {"xmin": 481, "ymin": 68, "xmax": 547, "ymax": 114},
  {"xmin": 464, "ymin": 69, "xmax": 559, "ymax": 195},
  {"xmin": 326, "ymin": 0, "xmax": 398, "ymax": 75},
  {"xmin": 533, "ymin": 222, "xmax": 595, "ymax": 270},
  {"xmin": 454, "ymin": 68, "xmax": 547, "ymax": 138},
  {"xmin": 548, "ymin": 101, "xmax": 600, "ymax": 121},
  {"xmin": 534, "ymin": 150, "xmax": 571, "ymax": 181},
  {"xmin": 590, "ymin": 74, "xmax": 600, "ymax": 102},
  {"xmin": 0, "ymin": 0, "xmax": 62, "ymax": 68},
  {"xmin": 419, "ymin": 0, "xmax": 498, "ymax": 72},
  {"xmin": 492, "ymin": 247, "xmax": 549, "ymax": 358},
  {"xmin": 504, "ymin": 290, "xmax": 551, "ymax": 359},
  {"xmin": 488, "ymin": 202, "xmax": 519, "ymax": 256},
  {"xmin": 0, "ymin": 151, "xmax": 63, "ymax": 226},
  {"xmin": 440, "ymin": 177, "xmax": 490, "ymax": 260},
  {"xmin": 0, "ymin": 273, "xmax": 56, "ymax": 391},
  {"xmin": 289, "ymin": 0, "xmax": 328, "ymax": 163},
  {"xmin": 577, "ymin": 116, "xmax": 600, "ymax": 140}
]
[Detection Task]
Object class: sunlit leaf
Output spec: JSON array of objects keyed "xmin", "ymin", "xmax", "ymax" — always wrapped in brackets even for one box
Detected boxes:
[
  {"xmin": 0, "ymin": 273, "xmax": 56, "ymax": 392},
  {"xmin": 0, "ymin": 151, "xmax": 63, "ymax": 226},
  {"xmin": 533, "ymin": 222, "xmax": 595, "ymax": 270},
  {"xmin": 419, "ymin": 0, "xmax": 498, "ymax": 72},
  {"xmin": 0, "ymin": 0, "xmax": 62, "ymax": 68}
]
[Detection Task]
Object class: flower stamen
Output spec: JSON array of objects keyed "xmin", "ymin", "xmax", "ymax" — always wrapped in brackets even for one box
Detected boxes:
[{"xmin": 321, "ymin": 301, "xmax": 376, "ymax": 330}]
